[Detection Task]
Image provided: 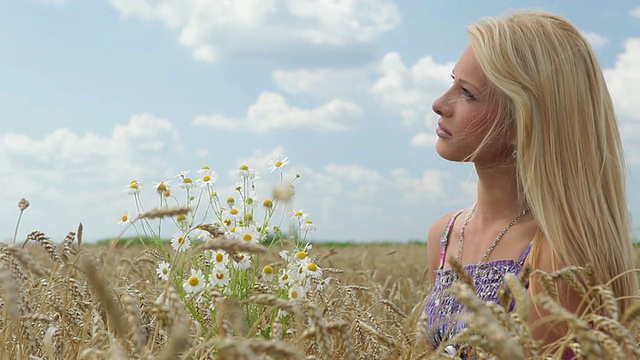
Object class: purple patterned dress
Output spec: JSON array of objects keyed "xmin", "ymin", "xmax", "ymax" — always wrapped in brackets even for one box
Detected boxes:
[{"xmin": 423, "ymin": 209, "xmax": 534, "ymax": 357}]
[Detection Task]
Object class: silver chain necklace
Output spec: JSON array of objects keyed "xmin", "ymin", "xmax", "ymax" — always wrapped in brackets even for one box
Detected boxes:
[{"xmin": 456, "ymin": 203, "xmax": 529, "ymax": 264}]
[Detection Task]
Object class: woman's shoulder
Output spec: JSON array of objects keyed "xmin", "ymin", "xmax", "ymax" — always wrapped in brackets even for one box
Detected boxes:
[
  {"xmin": 427, "ymin": 211, "xmax": 462, "ymax": 261},
  {"xmin": 427, "ymin": 210, "xmax": 461, "ymax": 244}
]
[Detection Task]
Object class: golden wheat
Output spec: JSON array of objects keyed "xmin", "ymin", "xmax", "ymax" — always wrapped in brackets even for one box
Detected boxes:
[{"xmin": 1, "ymin": 234, "xmax": 639, "ymax": 360}]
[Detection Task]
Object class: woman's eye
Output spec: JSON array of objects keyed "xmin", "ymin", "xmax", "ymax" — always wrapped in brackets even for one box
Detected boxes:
[{"xmin": 462, "ymin": 87, "xmax": 476, "ymax": 100}]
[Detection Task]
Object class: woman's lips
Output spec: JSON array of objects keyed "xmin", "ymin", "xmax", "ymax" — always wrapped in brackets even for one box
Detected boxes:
[{"xmin": 436, "ymin": 121, "xmax": 452, "ymax": 138}]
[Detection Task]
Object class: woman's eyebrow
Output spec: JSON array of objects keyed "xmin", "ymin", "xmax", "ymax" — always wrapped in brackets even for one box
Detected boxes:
[{"xmin": 451, "ymin": 70, "xmax": 481, "ymax": 93}]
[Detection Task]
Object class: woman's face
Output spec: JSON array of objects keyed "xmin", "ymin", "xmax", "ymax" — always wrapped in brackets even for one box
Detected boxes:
[{"xmin": 432, "ymin": 45, "xmax": 509, "ymax": 164}]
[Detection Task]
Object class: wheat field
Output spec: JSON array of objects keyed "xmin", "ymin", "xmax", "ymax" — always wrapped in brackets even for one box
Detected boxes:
[{"xmin": 1, "ymin": 229, "xmax": 640, "ymax": 359}]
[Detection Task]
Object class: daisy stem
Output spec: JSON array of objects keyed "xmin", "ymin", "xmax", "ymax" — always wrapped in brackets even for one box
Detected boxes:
[{"xmin": 12, "ymin": 209, "xmax": 24, "ymax": 244}]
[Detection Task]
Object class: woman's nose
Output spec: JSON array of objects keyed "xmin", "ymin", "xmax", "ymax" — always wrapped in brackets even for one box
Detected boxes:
[
  {"xmin": 432, "ymin": 99, "xmax": 443, "ymax": 116},
  {"xmin": 432, "ymin": 94, "xmax": 449, "ymax": 117}
]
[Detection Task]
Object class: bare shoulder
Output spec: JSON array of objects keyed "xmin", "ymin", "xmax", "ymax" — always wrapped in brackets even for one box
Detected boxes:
[{"xmin": 426, "ymin": 211, "xmax": 459, "ymax": 283}]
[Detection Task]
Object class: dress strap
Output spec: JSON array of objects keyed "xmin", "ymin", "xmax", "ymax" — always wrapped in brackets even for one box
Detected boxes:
[
  {"xmin": 517, "ymin": 240, "xmax": 534, "ymax": 265},
  {"xmin": 438, "ymin": 209, "xmax": 465, "ymax": 270}
]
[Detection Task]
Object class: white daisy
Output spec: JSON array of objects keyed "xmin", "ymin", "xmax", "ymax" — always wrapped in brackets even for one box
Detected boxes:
[
  {"xmin": 231, "ymin": 252, "xmax": 252, "ymax": 270},
  {"xmin": 262, "ymin": 265, "xmax": 274, "ymax": 282},
  {"xmin": 193, "ymin": 225, "xmax": 213, "ymax": 241},
  {"xmin": 278, "ymin": 269, "xmax": 293, "ymax": 288},
  {"xmin": 156, "ymin": 261, "xmax": 171, "ymax": 281},
  {"xmin": 276, "ymin": 309, "xmax": 289, "ymax": 320},
  {"xmin": 279, "ymin": 250, "xmax": 292, "ymax": 262},
  {"xmin": 225, "ymin": 226, "xmax": 238, "ymax": 240},
  {"xmin": 183, "ymin": 269, "xmax": 206, "ymax": 294},
  {"xmin": 197, "ymin": 165, "xmax": 215, "ymax": 177},
  {"xmin": 153, "ymin": 181, "xmax": 171, "ymax": 194},
  {"xmin": 243, "ymin": 194, "xmax": 258, "ymax": 210},
  {"xmin": 223, "ymin": 207, "xmax": 243, "ymax": 222},
  {"xmin": 288, "ymin": 284, "xmax": 306, "ymax": 302},
  {"xmin": 300, "ymin": 219, "xmax": 316, "ymax": 232},
  {"xmin": 291, "ymin": 209, "xmax": 308, "ymax": 220},
  {"xmin": 237, "ymin": 226, "xmax": 259, "ymax": 243},
  {"xmin": 207, "ymin": 249, "xmax": 229, "ymax": 269},
  {"xmin": 209, "ymin": 266, "xmax": 231, "ymax": 287},
  {"xmin": 170, "ymin": 232, "xmax": 191, "ymax": 252},
  {"xmin": 269, "ymin": 154, "xmax": 289, "ymax": 172},
  {"xmin": 179, "ymin": 176, "xmax": 195, "ymax": 190},
  {"xmin": 315, "ymin": 277, "xmax": 331, "ymax": 292},
  {"xmin": 118, "ymin": 211, "xmax": 132, "ymax": 227},
  {"xmin": 234, "ymin": 164, "xmax": 252, "ymax": 178},
  {"xmin": 303, "ymin": 262, "xmax": 323, "ymax": 279},
  {"xmin": 125, "ymin": 180, "xmax": 141, "ymax": 195},
  {"xmin": 196, "ymin": 172, "xmax": 217, "ymax": 188},
  {"xmin": 295, "ymin": 249, "xmax": 309, "ymax": 263}
]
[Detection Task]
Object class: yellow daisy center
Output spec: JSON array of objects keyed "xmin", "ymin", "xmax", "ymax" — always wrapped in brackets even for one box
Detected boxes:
[
  {"xmin": 291, "ymin": 290, "xmax": 298, "ymax": 299},
  {"xmin": 130, "ymin": 179, "xmax": 138, "ymax": 184},
  {"xmin": 223, "ymin": 219, "xmax": 232, "ymax": 226},
  {"xmin": 230, "ymin": 208, "xmax": 239, "ymax": 215},
  {"xmin": 203, "ymin": 175, "xmax": 211, "ymax": 182},
  {"xmin": 201, "ymin": 165, "xmax": 210, "ymax": 170},
  {"xmin": 162, "ymin": 268, "xmax": 169, "ymax": 275},
  {"xmin": 216, "ymin": 273, "xmax": 225, "ymax": 280},
  {"xmin": 263, "ymin": 265, "xmax": 273, "ymax": 274},
  {"xmin": 188, "ymin": 276, "xmax": 199, "ymax": 286},
  {"xmin": 129, "ymin": 183, "xmax": 139, "ymax": 189},
  {"xmin": 239, "ymin": 164, "xmax": 249, "ymax": 170},
  {"xmin": 243, "ymin": 234, "xmax": 252, "ymax": 241},
  {"xmin": 121, "ymin": 215, "xmax": 128, "ymax": 222},
  {"xmin": 263, "ymin": 199, "xmax": 273, "ymax": 208},
  {"xmin": 297, "ymin": 251, "xmax": 306, "ymax": 260},
  {"xmin": 216, "ymin": 253, "xmax": 224, "ymax": 262},
  {"xmin": 176, "ymin": 214, "xmax": 186, "ymax": 222},
  {"xmin": 177, "ymin": 237, "xmax": 184, "ymax": 244},
  {"xmin": 275, "ymin": 161, "xmax": 283, "ymax": 167},
  {"xmin": 304, "ymin": 219, "xmax": 313, "ymax": 224},
  {"xmin": 156, "ymin": 182, "xmax": 167, "ymax": 191},
  {"xmin": 164, "ymin": 190, "xmax": 171, "ymax": 197},
  {"xmin": 183, "ymin": 177, "xmax": 193, "ymax": 183},
  {"xmin": 295, "ymin": 211, "xmax": 303, "ymax": 217},
  {"xmin": 307, "ymin": 263, "xmax": 317, "ymax": 272},
  {"xmin": 282, "ymin": 273, "xmax": 289, "ymax": 281}
]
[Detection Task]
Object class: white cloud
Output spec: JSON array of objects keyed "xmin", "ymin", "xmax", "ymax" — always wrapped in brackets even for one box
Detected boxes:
[
  {"xmin": 233, "ymin": 146, "xmax": 289, "ymax": 175},
  {"xmin": 370, "ymin": 52, "xmax": 453, "ymax": 126},
  {"xmin": 390, "ymin": 168, "xmax": 447, "ymax": 204},
  {"xmin": 272, "ymin": 51, "xmax": 453, "ymax": 141},
  {"xmin": 604, "ymin": 38, "xmax": 640, "ymax": 164},
  {"xmin": 192, "ymin": 91, "xmax": 363, "ymax": 132},
  {"xmin": 108, "ymin": 0, "xmax": 400, "ymax": 63},
  {"xmin": 631, "ymin": 7, "xmax": 640, "ymax": 18},
  {"xmin": 582, "ymin": 31, "xmax": 609, "ymax": 49},
  {"xmin": 410, "ymin": 132, "xmax": 437, "ymax": 147},
  {"xmin": 0, "ymin": 113, "xmax": 182, "ymax": 242},
  {"xmin": 605, "ymin": 38, "xmax": 640, "ymax": 121},
  {"xmin": 273, "ymin": 67, "xmax": 370, "ymax": 98},
  {"xmin": 227, "ymin": 147, "xmax": 453, "ymax": 241}
]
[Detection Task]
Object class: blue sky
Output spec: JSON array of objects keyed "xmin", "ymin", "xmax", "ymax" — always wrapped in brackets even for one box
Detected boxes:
[{"xmin": 1, "ymin": 0, "xmax": 639, "ymax": 243}]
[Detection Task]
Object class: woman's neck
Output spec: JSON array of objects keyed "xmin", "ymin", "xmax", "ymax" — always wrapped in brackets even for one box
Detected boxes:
[{"xmin": 473, "ymin": 163, "xmax": 526, "ymax": 224}]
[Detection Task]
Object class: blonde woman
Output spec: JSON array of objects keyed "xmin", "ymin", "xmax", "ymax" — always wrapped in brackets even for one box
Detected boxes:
[{"xmin": 424, "ymin": 10, "xmax": 639, "ymax": 358}]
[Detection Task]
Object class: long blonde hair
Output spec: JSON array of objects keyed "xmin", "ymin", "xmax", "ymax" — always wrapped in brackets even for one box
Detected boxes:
[{"xmin": 467, "ymin": 11, "xmax": 638, "ymax": 314}]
